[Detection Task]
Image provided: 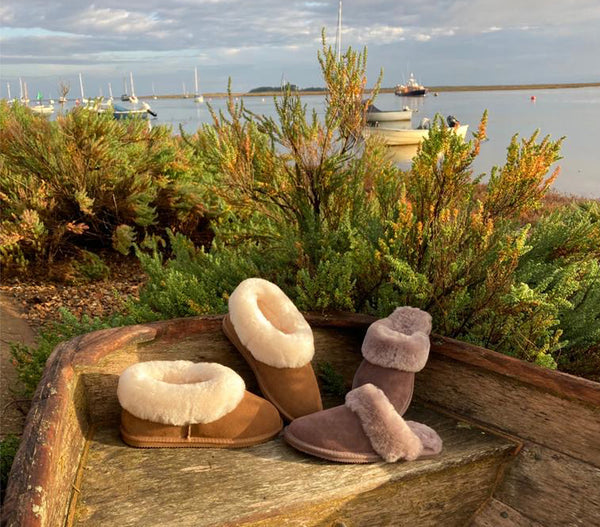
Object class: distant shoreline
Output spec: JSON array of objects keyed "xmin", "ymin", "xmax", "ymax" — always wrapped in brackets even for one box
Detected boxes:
[{"xmin": 137, "ymin": 82, "xmax": 600, "ymax": 100}]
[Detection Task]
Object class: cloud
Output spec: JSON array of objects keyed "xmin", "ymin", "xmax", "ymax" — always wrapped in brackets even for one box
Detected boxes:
[{"xmin": 1, "ymin": 0, "xmax": 599, "ymax": 94}]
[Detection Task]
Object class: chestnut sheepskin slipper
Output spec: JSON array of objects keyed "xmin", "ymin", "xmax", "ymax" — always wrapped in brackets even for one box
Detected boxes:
[
  {"xmin": 283, "ymin": 383, "xmax": 442, "ymax": 463},
  {"xmin": 352, "ymin": 306, "xmax": 432, "ymax": 415},
  {"xmin": 223, "ymin": 278, "xmax": 323, "ymax": 421},
  {"xmin": 117, "ymin": 361, "xmax": 282, "ymax": 448}
]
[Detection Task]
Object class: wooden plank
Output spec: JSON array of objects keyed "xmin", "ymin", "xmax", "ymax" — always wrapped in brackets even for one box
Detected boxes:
[
  {"xmin": 72, "ymin": 406, "xmax": 516, "ymax": 526},
  {"xmin": 430, "ymin": 336, "xmax": 600, "ymax": 407},
  {"xmin": 242, "ymin": 457, "xmax": 507, "ymax": 527},
  {"xmin": 495, "ymin": 444, "xmax": 600, "ymax": 527},
  {"xmin": 471, "ymin": 498, "xmax": 544, "ymax": 527},
  {"xmin": 414, "ymin": 355, "xmax": 600, "ymax": 467}
]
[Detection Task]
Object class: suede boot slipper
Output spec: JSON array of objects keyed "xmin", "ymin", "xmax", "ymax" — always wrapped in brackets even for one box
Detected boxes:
[
  {"xmin": 352, "ymin": 306, "xmax": 432, "ymax": 415},
  {"xmin": 283, "ymin": 383, "xmax": 442, "ymax": 463},
  {"xmin": 117, "ymin": 361, "xmax": 282, "ymax": 448},
  {"xmin": 223, "ymin": 278, "xmax": 323, "ymax": 421}
]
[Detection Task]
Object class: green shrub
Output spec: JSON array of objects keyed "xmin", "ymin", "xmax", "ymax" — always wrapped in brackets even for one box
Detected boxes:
[
  {"xmin": 74, "ymin": 250, "xmax": 111, "ymax": 281},
  {"xmin": 0, "ymin": 102, "xmax": 209, "ymax": 271},
  {"xmin": 1, "ymin": 435, "xmax": 20, "ymax": 504}
]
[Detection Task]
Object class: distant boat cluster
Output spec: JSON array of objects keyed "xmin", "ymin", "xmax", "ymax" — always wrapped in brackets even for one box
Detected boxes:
[{"xmin": 3, "ymin": 67, "xmax": 207, "ymax": 120}]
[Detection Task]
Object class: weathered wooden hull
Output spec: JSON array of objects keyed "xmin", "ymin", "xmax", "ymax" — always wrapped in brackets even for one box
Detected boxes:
[{"xmin": 3, "ymin": 314, "xmax": 599, "ymax": 526}]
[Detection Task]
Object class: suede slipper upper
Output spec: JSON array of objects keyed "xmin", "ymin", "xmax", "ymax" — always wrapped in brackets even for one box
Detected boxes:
[
  {"xmin": 283, "ymin": 383, "xmax": 442, "ymax": 463},
  {"xmin": 117, "ymin": 360, "xmax": 282, "ymax": 448},
  {"xmin": 352, "ymin": 306, "xmax": 432, "ymax": 414},
  {"xmin": 224, "ymin": 278, "xmax": 323, "ymax": 421}
]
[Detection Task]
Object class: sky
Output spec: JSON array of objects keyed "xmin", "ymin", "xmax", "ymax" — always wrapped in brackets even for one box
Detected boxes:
[{"xmin": 1, "ymin": 0, "xmax": 599, "ymax": 98}]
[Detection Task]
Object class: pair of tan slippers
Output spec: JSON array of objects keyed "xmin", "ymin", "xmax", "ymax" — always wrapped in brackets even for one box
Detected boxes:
[{"xmin": 117, "ymin": 278, "xmax": 442, "ymax": 464}]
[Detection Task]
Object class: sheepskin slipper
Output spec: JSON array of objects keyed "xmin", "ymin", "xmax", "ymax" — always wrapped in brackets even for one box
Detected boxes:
[
  {"xmin": 223, "ymin": 278, "xmax": 323, "ymax": 421},
  {"xmin": 352, "ymin": 306, "xmax": 432, "ymax": 415},
  {"xmin": 117, "ymin": 361, "xmax": 282, "ymax": 448},
  {"xmin": 283, "ymin": 383, "xmax": 442, "ymax": 463}
]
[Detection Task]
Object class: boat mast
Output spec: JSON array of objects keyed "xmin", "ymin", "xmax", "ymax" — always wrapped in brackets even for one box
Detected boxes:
[
  {"xmin": 108, "ymin": 83, "xmax": 113, "ymax": 100},
  {"xmin": 194, "ymin": 67, "xmax": 199, "ymax": 95},
  {"xmin": 336, "ymin": 0, "xmax": 342, "ymax": 61},
  {"xmin": 129, "ymin": 72, "xmax": 136, "ymax": 98},
  {"xmin": 6, "ymin": 82, "xmax": 11, "ymax": 101},
  {"xmin": 79, "ymin": 73, "xmax": 85, "ymax": 100},
  {"xmin": 19, "ymin": 77, "xmax": 23, "ymax": 101}
]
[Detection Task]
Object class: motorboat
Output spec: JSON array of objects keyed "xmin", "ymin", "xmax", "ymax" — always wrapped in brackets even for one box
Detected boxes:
[
  {"xmin": 112, "ymin": 102, "xmax": 157, "ymax": 120},
  {"xmin": 395, "ymin": 73, "xmax": 428, "ymax": 97},
  {"xmin": 364, "ymin": 121, "xmax": 468, "ymax": 146},
  {"xmin": 366, "ymin": 104, "xmax": 412, "ymax": 123}
]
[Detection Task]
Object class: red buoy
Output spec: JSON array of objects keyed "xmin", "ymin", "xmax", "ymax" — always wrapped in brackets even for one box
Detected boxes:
[{"xmin": 531, "ymin": 95, "xmax": 536, "ymax": 101}]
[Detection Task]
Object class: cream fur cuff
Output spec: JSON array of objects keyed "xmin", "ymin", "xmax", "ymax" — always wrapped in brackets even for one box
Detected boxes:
[
  {"xmin": 228, "ymin": 278, "xmax": 314, "ymax": 368},
  {"xmin": 117, "ymin": 361, "xmax": 245, "ymax": 426},
  {"xmin": 362, "ymin": 306, "xmax": 432, "ymax": 372}
]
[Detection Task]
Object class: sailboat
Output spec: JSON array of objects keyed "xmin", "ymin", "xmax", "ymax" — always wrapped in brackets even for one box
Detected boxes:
[
  {"xmin": 19, "ymin": 78, "xmax": 30, "ymax": 104},
  {"xmin": 78, "ymin": 73, "xmax": 92, "ymax": 105},
  {"xmin": 152, "ymin": 82, "xmax": 158, "ymax": 100},
  {"xmin": 182, "ymin": 82, "xmax": 189, "ymax": 99},
  {"xmin": 121, "ymin": 77, "xmax": 130, "ymax": 101},
  {"xmin": 108, "ymin": 83, "xmax": 114, "ymax": 102},
  {"xmin": 6, "ymin": 82, "xmax": 15, "ymax": 104},
  {"xmin": 30, "ymin": 90, "xmax": 54, "ymax": 115},
  {"xmin": 128, "ymin": 72, "xmax": 138, "ymax": 104},
  {"xmin": 194, "ymin": 67, "xmax": 204, "ymax": 103}
]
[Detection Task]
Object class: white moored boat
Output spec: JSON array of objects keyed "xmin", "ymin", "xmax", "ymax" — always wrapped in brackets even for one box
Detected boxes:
[
  {"xmin": 363, "ymin": 124, "xmax": 469, "ymax": 146},
  {"xmin": 366, "ymin": 104, "xmax": 412, "ymax": 123},
  {"xmin": 30, "ymin": 104, "xmax": 54, "ymax": 115},
  {"xmin": 366, "ymin": 105, "xmax": 413, "ymax": 123}
]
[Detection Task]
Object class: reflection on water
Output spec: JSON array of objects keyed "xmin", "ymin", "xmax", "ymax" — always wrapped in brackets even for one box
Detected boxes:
[{"xmin": 46, "ymin": 87, "xmax": 600, "ymax": 197}]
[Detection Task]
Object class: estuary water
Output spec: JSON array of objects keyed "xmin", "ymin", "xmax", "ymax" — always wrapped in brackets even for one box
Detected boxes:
[{"xmin": 63, "ymin": 87, "xmax": 600, "ymax": 197}]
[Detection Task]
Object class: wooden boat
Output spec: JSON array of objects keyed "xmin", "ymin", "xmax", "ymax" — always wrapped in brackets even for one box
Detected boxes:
[
  {"xmin": 364, "ymin": 123, "xmax": 469, "ymax": 146},
  {"xmin": 365, "ymin": 104, "xmax": 412, "ymax": 123},
  {"xmin": 395, "ymin": 72, "xmax": 428, "ymax": 97},
  {"xmin": 3, "ymin": 313, "xmax": 599, "ymax": 526}
]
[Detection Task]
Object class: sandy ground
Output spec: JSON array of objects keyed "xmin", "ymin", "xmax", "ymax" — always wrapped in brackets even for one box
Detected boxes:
[{"xmin": 0, "ymin": 294, "xmax": 35, "ymax": 439}]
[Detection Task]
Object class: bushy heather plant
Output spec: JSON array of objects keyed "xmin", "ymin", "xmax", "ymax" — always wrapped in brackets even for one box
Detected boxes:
[{"xmin": 0, "ymin": 102, "xmax": 208, "ymax": 271}]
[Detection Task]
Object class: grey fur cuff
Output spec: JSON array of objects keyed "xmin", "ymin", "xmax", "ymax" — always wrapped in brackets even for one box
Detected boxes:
[
  {"xmin": 361, "ymin": 307, "xmax": 432, "ymax": 372},
  {"xmin": 345, "ymin": 383, "xmax": 423, "ymax": 462}
]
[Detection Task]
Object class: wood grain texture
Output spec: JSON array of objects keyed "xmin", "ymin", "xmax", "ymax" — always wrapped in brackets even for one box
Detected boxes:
[
  {"xmin": 414, "ymin": 355, "xmax": 600, "ymax": 467},
  {"xmin": 471, "ymin": 498, "xmax": 544, "ymax": 527},
  {"xmin": 495, "ymin": 444, "xmax": 600, "ymax": 527},
  {"xmin": 73, "ymin": 406, "xmax": 515, "ymax": 527}
]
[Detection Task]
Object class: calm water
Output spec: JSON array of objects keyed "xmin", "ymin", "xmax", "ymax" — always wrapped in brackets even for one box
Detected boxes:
[{"xmin": 60, "ymin": 87, "xmax": 600, "ymax": 197}]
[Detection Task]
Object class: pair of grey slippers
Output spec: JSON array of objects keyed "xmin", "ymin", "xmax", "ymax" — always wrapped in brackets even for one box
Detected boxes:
[{"xmin": 284, "ymin": 306, "xmax": 443, "ymax": 463}]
